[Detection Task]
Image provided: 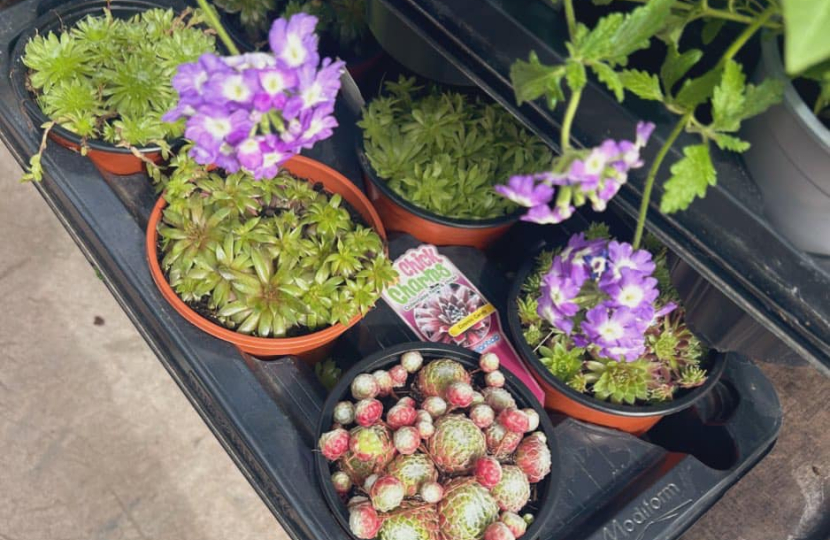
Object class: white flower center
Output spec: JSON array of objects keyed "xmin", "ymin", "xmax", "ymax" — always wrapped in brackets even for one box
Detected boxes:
[
  {"xmin": 585, "ymin": 151, "xmax": 606, "ymax": 175},
  {"xmin": 263, "ymin": 151, "xmax": 283, "ymax": 168},
  {"xmin": 261, "ymin": 71, "xmax": 286, "ymax": 95},
  {"xmin": 194, "ymin": 72, "xmax": 208, "ymax": 92},
  {"xmin": 302, "ymin": 82, "xmax": 324, "ymax": 108},
  {"xmin": 590, "ymin": 256, "xmax": 607, "ymax": 276},
  {"xmin": 238, "ymin": 139, "xmax": 260, "ymax": 155},
  {"xmin": 205, "ymin": 117, "xmax": 232, "ymax": 139},
  {"xmin": 598, "ymin": 320, "xmax": 624, "ymax": 341},
  {"xmin": 305, "ymin": 117, "xmax": 325, "ymax": 139},
  {"xmin": 539, "ymin": 303, "xmax": 560, "ymax": 325},
  {"xmin": 222, "ymin": 76, "xmax": 252, "ymax": 102},
  {"xmin": 282, "ymin": 35, "xmax": 307, "ymax": 67},
  {"xmin": 549, "ymin": 286, "xmax": 566, "ymax": 305},
  {"xmin": 618, "ymin": 285, "xmax": 644, "ymax": 308}
]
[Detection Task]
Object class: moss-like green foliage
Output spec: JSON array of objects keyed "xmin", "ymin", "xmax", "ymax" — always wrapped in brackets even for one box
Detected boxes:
[
  {"xmin": 359, "ymin": 76, "xmax": 553, "ymax": 220},
  {"xmin": 23, "ymin": 8, "xmax": 215, "ymax": 146},
  {"xmin": 157, "ymin": 154, "xmax": 398, "ymax": 338}
]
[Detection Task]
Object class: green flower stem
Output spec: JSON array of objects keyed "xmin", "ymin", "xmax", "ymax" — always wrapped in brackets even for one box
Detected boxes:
[
  {"xmin": 560, "ymin": 87, "xmax": 582, "ymax": 151},
  {"xmin": 563, "ymin": 0, "xmax": 577, "ymax": 40},
  {"xmin": 618, "ymin": 0, "xmax": 782, "ymax": 30},
  {"xmin": 632, "ymin": 111, "xmax": 690, "ymax": 249},
  {"xmin": 195, "ymin": 0, "xmax": 240, "ymax": 55},
  {"xmin": 631, "ymin": 5, "xmax": 778, "ymax": 249},
  {"xmin": 718, "ymin": 5, "xmax": 778, "ymax": 65}
]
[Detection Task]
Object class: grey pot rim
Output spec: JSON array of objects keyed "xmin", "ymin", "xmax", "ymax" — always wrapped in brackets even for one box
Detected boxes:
[{"xmin": 761, "ymin": 32, "xmax": 830, "ymax": 151}]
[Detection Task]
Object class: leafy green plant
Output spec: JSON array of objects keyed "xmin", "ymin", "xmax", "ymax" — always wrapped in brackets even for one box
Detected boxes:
[
  {"xmin": 156, "ymin": 153, "xmax": 397, "ymax": 338},
  {"xmin": 359, "ymin": 76, "xmax": 553, "ymax": 220},
  {"xmin": 518, "ymin": 226, "xmax": 707, "ymax": 405},
  {"xmin": 21, "ymin": 8, "xmax": 216, "ymax": 181},
  {"xmin": 511, "ymin": 0, "xmax": 785, "ymax": 247}
]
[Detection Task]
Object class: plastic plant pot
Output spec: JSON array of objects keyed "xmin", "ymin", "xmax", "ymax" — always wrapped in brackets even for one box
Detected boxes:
[
  {"xmin": 9, "ymin": 0, "xmax": 186, "ymax": 177},
  {"xmin": 365, "ymin": 0, "xmax": 472, "ymax": 86},
  {"xmin": 315, "ymin": 342, "xmax": 559, "ymax": 540},
  {"xmin": 506, "ymin": 256, "xmax": 728, "ymax": 435},
  {"xmin": 357, "ymin": 145, "xmax": 520, "ymax": 250},
  {"xmin": 146, "ymin": 155, "xmax": 388, "ymax": 360},
  {"xmin": 742, "ymin": 34, "xmax": 830, "ymax": 255}
]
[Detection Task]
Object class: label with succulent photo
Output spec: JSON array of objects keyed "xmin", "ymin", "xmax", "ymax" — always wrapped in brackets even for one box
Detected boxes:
[{"xmin": 382, "ymin": 245, "xmax": 544, "ymax": 402}]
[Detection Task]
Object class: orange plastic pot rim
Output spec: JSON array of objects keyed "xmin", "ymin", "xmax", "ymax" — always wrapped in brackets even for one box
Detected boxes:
[{"xmin": 145, "ymin": 155, "xmax": 387, "ymax": 352}]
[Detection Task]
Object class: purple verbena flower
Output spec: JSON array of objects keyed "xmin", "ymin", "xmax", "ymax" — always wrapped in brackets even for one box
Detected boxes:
[
  {"xmin": 269, "ymin": 13, "xmax": 320, "ymax": 70},
  {"xmin": 606, "ymin": 240, "xmax": 656, "ymax": 280},
  {"xmin": 499, "ymin": 121, "xmax": 656, "ymax": 225},
  {"xmin": 602, "ymin": 268, "xmax": 658, "ymax": 311},
  {"xmin": 494, "ymin": 175, "xmax": 554, "ymax": 208},
  {"xmin": 533, "ymin": 234, "xmax": 664, "ymax": 362},
  {"xmin": 520, "ymin": 203, "xmax": 574, "ymax": 224},
  {"xmin": 165, "ymin": 13, "xmax": 342, "ymax": 179}
]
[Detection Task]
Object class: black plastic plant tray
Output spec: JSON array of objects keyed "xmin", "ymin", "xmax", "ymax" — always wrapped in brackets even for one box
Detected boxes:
[
  {"xmin": 371, "ymin": 0, "xmax": 830, "ymax": 375},
  {"xmin": 0, "ymin": 1, "xmax": 781, "ymax": 539}
]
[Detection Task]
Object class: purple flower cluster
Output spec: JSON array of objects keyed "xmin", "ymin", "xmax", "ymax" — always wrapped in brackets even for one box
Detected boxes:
[
  {"xmin": 164, "ymin": 14, "xmax": 344, "ymax": 179},
  {"xmin": 495, "ymin": 122, "xmax": 655, "ymax": 224},
  {"xmin": 538, "ymin": 233, "xmax": 673, "ymax": 361}
]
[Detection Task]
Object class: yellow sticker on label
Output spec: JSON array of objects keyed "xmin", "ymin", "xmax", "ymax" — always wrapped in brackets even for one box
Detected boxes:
[{"xmin": 449, "ymin": 303, "xmax": 496, "ymax": 338}]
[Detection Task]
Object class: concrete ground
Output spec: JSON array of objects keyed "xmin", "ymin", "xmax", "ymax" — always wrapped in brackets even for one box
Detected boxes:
[{"xmin": 0, "ymin": 141, "xmax": 827, "ymax": 540}]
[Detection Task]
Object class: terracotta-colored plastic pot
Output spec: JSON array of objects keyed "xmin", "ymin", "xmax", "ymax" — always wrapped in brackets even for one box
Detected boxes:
[
  {"xmin": 506, "ymin": 254, "xmax": 727, "ymax": 435},
  {"xmin": 357, "ymin": 145, "xmax": 519, "ymax": 250},
  {"xmin": 49, "ymin": 130, "xmax": 163, "ymax": 176},
  {"xmin": 10, "ymin": 6, "xmax": 174, "ymax": 178},
  {"xmin": 146, "ymin": 155, "xmax": 388, "ymax": 360}
]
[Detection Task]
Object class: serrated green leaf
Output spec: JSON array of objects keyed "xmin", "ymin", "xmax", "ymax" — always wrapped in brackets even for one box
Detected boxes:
[
  {"xmin": 740, "ymin": 77, "xmax": 785, "ymax": 119},
  {"xmin": 565, "ymin": 60, "xmax": 587, "ymax": 92},
  {"xmin": 656, "ymin": 12, "xmax": 689, "ymax": 46},
  {"xmin": 660, "ymin": 45, "xmax": 702, "ymax": 95},
  {"xmin": 510, "ymin": 51, "xmax": 565, "ymax": 108},
  {"xmin": 701, "ymin": 18, "xmax": 725, "ymax": 45},
  {"xmin": 591, "ymin": 62, "xmax": 624, "ymax": 102},
  {"xmin": 574, "ymin": 13, "xmax": 624, "ymax": 61},
  {"xmin": 611, "ymin": 0, "xmax": 676, "ymax": 58},
  {"xmin": 675, "ymin": 66, "xmax": 722, "ymax": 110},
  {"xmin": 711, "ymin": 60, "xmax": 747, "ymax": 132},
  {"xmin": 713, "ymin": 133, "xmax": 751, "ymax": 152},
  {"xmin": 660, "ymin": 144, "xmax": 717, "ymax": 213},
  {"xmin": 619, "ymin": 69, "xmax": 663, "ymax": 101},
  {"xmin": 783, "ymin": 0, "xmax": 830, "ymax": 74}
]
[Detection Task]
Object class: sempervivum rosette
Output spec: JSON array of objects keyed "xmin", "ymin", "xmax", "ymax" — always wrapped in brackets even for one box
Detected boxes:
[
  {"xmin": 317, "ymin": 349, "xmax": 554, "ymax": 540},
  {"xmin": 414, "ymin": 284, "xmax": 490, "ymax": 347}
]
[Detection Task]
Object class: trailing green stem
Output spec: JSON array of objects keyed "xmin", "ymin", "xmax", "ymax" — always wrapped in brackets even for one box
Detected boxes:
[
  {"xmin": 619, "ymin": 0, "xmax": 782, "ymax": 30},
  {"xmin": 563, "ymin": 0, "xmax": 577, "ymax": 40},
  {"xmin": 195, "ymin": 0, "xmax": 240, "ymax": 55},
  {"xmin": 718, "ymin": 6, "xmax": 777, "ymax": 65},
  {"xmin": 631, "ymin": 5, "xmax": 778, "ymax": 249},
  {"xmin": 632, "ymin": 112, "xmax": 690, "ymax": 249},
  {"xmin": 560, "ymin": 87, "xmax": 582, "ymax": 151}
]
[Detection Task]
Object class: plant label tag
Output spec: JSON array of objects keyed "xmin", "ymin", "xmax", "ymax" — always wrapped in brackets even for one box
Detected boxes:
[{"xmin": 382, "ymin": 244, "xmax": 544, "ymax": 402}]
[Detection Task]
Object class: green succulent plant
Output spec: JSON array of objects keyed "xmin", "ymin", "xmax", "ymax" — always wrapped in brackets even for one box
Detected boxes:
[
  {"xmin": 586, "ymin": 359, "xmax": 651, "ymax": 405},
  {"xmin": 518, "ymin": 224, "xmax": 708, "ymax": 405},
  {"xmin": 21, "ymin": 8, "xmax": 216, "ymax": 181},
  {"xmin": 157, "ymin": 154, "xmax": 397, "ymax": 338},
  {"xmin": 359, "ymin": 76, "xmax": 553, "ymax": 220}
]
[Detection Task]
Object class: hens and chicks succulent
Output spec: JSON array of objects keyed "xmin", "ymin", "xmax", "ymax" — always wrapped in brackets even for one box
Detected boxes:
[{"xmin": 319, "ymin": 352, "xmax": 552, "ymax": 540}]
